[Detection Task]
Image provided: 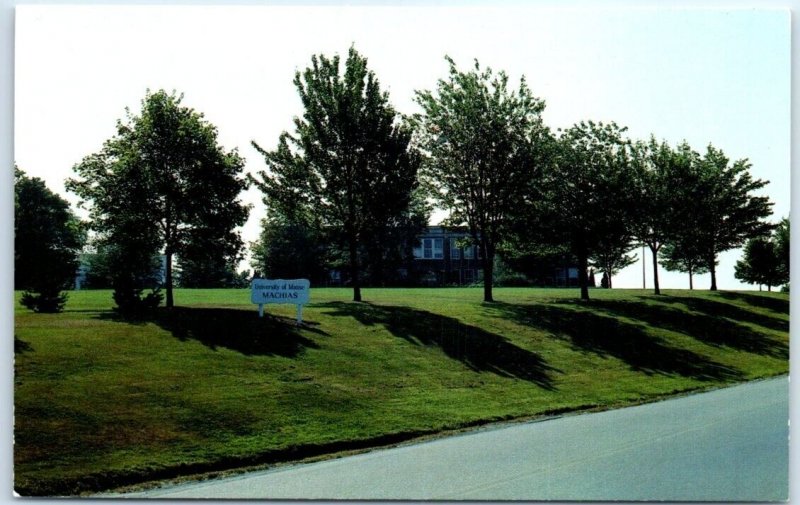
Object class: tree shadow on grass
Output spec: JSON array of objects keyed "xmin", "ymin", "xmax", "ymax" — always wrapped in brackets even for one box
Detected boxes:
[
  {"xmin": 99, "ymin": 307, "xmax": 323, "ymax": 357},
  {"xmin": 660, "ymin": 295, "xmax": 789, "ymax": 334},
  {"xmin": 319, "ymin": 302, "xmax": 559, "ymax": 390},
  {"xmin": 599, "ymin": 297, "xmax": 789, "ymax": 359},
  {"xmin": 490, "ymin": 302, "xmax": 742, "ymax": 382},
  {"xmin": 715, "ymin": 291, "xmax": 790, "ymax": 316},
  {"xmin": 14, "ymin": 336, "xmax": 33, "ymax": 354}
]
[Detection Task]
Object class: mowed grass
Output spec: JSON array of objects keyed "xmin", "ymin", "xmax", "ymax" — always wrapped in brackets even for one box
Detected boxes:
[{"xmin": 14, "ymin": 287, "xmax": 789, "ymax": 495}]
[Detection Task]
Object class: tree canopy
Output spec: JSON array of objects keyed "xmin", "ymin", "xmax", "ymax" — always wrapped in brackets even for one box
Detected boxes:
[
  {"xmin": 250, "ymin": 211, "xmax": 330, "ymax": 286},
  {"xmin": 659, "ymin": 240, "xmax": 710, "ymax": 290},
  {"xmin": 684, "ymin": 145, "xmax": 773, "ymax": 290},
  {"xmin": 251, "ymin": 47, "xmax": 423, "ymax": 302},
  {"xmin": 628, "ymin": 139, "xmax": 691, "ymax": 294},
  {"xmin": 734, "ymin": 219, "xmax": 789, "ymax": 291},
  {"xmin": 774, "ymin": 217, "xmax": 790, "ymax": 288},
  {"xmin": 734, "ymin": 236, "xmax": 785, "ymax": 291},
  {"xmin": 414, "ymin": 56, "xmax": 550, "ymax": 302},
  {"xmin": 15, "ymin": 167, "xmax": 86, "ymax": 312},
  {"xmin": 540, "ymin": 121, "xmax": 635, "ymax": 300},
  {"xmin": 67, "ymin": 90, "xmax": 249, "ymax": 309}
]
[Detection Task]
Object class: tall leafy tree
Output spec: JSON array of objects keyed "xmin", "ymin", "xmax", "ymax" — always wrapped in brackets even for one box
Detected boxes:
[
  {"xmin": 67, "ymin": 90, "xmax": 249, "ymax": 308},
  {"xmin": 541, "ymin": 121, "xmax": 635, "ymax": 300},
  {"xmin": 177, "ymin": 254, "xmax": 243, "ymax": 288},
  {"xmin": 659, "ymin": 240, "xmax": 710, "ymax": 290},
  {"xmin": 590, "ymin": 235, "xmax": 637, "ymax": 289},
  {"xmin": 734, "ymin": 236, "xmax": 784, "ymax": 291},
  {"xmin": 414, "ymin": 57, "xmax": 550, "ymax": 302},
  {"xmin": 687, "ymin": 145, "xmax": 773, "ymax": 290},
  {"xmin": 15, "ymin": 167, "xmax": 85, "ymax": 312},
  {"xmin": 251, "ymin": 47, "xmax": 422, "ymax": 302},
  {"xmin": 250, "ymin": 211, "xmax": 330, "ymax": 286},
  {"xmin": 629, "ymin": 139, "xmax": 692, "ymax": 295},
  {"xmin": 78, "ymin": 241, "xmax": 161, "ymax": 291},
  {"xmin": 774, "ymin": 217, "xmax": 790, "ymax": 287},
  {"xmin": 359, "ymin": 188, "xmax": 429, "ymax": 286}
]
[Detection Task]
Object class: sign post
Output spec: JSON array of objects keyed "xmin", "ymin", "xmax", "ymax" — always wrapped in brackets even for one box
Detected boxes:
[{"xmin": 250, "ymin": 278, "xmax": 310, "ymax": 325}]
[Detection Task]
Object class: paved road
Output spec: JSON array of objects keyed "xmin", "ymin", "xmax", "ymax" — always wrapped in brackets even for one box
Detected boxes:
[{"xmin": 125, "ymin": 377, "xmax": 788, "ymax": 501}]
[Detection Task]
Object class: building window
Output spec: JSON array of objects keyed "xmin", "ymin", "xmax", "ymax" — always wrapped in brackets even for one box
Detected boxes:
[
  {"xmin": 415, "ymin": 238, "xmax": 444, "ymax": 260},
  {"xmin": 464, "ymin": 269, "xmax": 474, "ymax": 284},
  {"xmin": 450, "ymin": 240, "xmax": 460, "ymax": 260},
  {"xmin": 433, "ymin": 238, "xmax": 443, "ymax": 259},
  {"xmin": 464, "ymin": 245, "xmax": 474, "ymax": 259}
]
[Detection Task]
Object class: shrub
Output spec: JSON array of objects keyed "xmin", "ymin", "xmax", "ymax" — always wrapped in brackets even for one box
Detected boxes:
[{"xmin": 20, "ymin": 289, "xmax": 68, "ymax": 313}]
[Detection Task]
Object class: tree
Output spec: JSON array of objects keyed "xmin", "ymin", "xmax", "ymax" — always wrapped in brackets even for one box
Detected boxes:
[
  {"xmin": 177, "ymin": 255, "xmax": 243, "ymax": 288},
  {"xmin": 774, "ymin": 217, "xmax": 790, "ymax": 288},
  {"xmin": 498, "ymin": 241, "xmax": 574, "ymax": 287},
  {"xmin": 590, "ymin": 235, "xmax": 637, "ymax": 289},
  {"xmin": 15, "ymin": 167, "xmax": 85, "ymax": 312},
  {"xmin": 251, "ymin": 47, "xmax": 421, "ymax": 302},
  {"xmin": 734, "ymin": 236, "xmax": 784, "ymax": 291},
  {"xmin": 250, "ymin": 211, "xmax": 330, "ymax": 286},
  {"xmin": 79, "ymin": 241, "xmax": 162, "ymax": 291},
  {"xmin": 67, "ymin": 90, "xmax": 249, "ymax": 309},
  {"xmin": 629, "ymin": 138, "xmax": 693, "ymax": 295},
  {"xmin": 659, "ymin": 240, "xmax": 709, "ymax": 290},
  {"xmin": 359, "ymin": 187, "xmax": 429, "ymax": 286},
  {"xmin": 687, "ymin": 145, "xmax": 773, "ymax": 290},
  {"xmin": 414, "ymin": 57, "xmax": 550, "ymax": 302},
  {"xmin": 734, "ymin": 219, "xmax": 789, "ymax": 292},
  {"xmin": 540, "ymin": 121, "xmax": 635, "ymax": 300}
]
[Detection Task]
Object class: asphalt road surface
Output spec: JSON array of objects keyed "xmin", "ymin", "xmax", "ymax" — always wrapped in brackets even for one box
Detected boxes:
[{"xmin": 125, "ymin": 377, "xmax": 788, "ymax": 501}]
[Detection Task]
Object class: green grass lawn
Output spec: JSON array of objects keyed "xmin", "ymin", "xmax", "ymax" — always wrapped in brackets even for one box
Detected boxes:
[{"xmin": 14, "ymin": 287, "xmax": 789, "ymax": 495}]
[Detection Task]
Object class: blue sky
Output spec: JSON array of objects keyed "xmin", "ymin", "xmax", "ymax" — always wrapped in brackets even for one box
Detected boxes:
[{"xmin": 12, "ymin": 4, "xmax": 791, "ymax": 290}]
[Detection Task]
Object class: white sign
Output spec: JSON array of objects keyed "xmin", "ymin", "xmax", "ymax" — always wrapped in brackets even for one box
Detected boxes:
[{"xmin": 251, "ymin": 278, "xmax": 310, "ymax": 324}]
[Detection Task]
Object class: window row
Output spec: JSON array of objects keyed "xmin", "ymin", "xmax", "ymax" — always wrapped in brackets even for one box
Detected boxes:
[{"xmin": 412, "ymin": 238, "xmax": 479, "ymax": 260}]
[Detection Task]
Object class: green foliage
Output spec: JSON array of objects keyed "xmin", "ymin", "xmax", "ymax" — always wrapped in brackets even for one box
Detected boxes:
[
  {"xmin": 590, "ymin": 237, "xmax": 637, "ymax": 289},
  {"xmin": 629, "ymin": 139, "xmax": 694, "ymax": 294},
  {"xmin": 251, "ymin": 47, "xmax": 423, "ymax": 301},
  {"xmin": 414, "ymin": 56, "xmax": 550, "ymax": 302},
  {"xmin": 15, "ymin": 167, "xmax": 85, "ymax": 312},
  {"xmin": 492, "ymin": 257, "xmax": 532, "ymax": 287},
  {"xmin": 660, "ymin": 241, "xmax": 710, "ymax": 290},
  {"xmin": 734, "ymin": 227, "xmax": 788, "ymax": 291},
  {"xmin": 250, "ymin": 212, "xmax": 330, "ymax": 285},
  {"xmin": 67, "ymin": 90, "xmax": 249, "ymax": 309},
  {"xmin": 686, "ymin": 145, "xmax": 774, "ymax": 290},
  {"xmin": 539, "ymin": 121, "xmax": 636, "ymax": 300},
  {"xmin": 774, "ymin": 217, "xmax": 790, "ymax": 281},
  {"xmin": 19, "ymin": 290, "xmax": 68, "ymax": 314},
  {"xmin": 359, "ymin": 187, "xmax": 429, "ymax": 286},
  {"xmin": 498, "ymin": 241, "xmax": 573, "ymax": 287},
  {"xmin": 177, "ymin": 254, "xmax": 248, "ymax": 289}
]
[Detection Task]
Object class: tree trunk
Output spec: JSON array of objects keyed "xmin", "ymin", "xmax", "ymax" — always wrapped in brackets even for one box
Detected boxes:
[
  {"xmin": 768, "ymin": 284, "xmax": 772, "ymax": 292},
  {"xmin": 688, "ymin": 266, "xmax": 694, "ymax": 290},
  {"xmin": 349, "ymin": 240, "xmax": 361, "ymax": 302},
  {"xmin": 482, "ymin": 247, "xmax": 494, "ymax": 303},
  {"xmin": 650, "ymin": 244, "xmax": 661, "ymax": 295},
  {"xmin": 608, "ymin": 274, "xmax": 613, "ymax": 289},
  {"xmin": 165, "ymin": 251, "xmax": 174, "ymax": 308},
  {"xmin": 710, "ymin": 261, "xmax": 718, "ymax": 291},
  {"xmin": 578, "ymin": 252, "xmax": 590, "ymax": 301}
]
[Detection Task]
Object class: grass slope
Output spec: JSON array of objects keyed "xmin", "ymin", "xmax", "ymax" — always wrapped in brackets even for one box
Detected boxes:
[{"xmin": 14, "ymin": 287, "xmax": 789, "ymax": 495}]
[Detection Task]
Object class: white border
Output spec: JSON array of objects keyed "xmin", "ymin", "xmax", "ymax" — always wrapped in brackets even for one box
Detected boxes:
[{"xmin": 2, "ymin": 2, "xmax": 797, "ymax": 505}]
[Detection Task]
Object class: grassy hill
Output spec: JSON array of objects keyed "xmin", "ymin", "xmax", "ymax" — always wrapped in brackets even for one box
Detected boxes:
[{"xmin": 13, "ymin": 287, "xmax": 789, "ymax": 495}]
